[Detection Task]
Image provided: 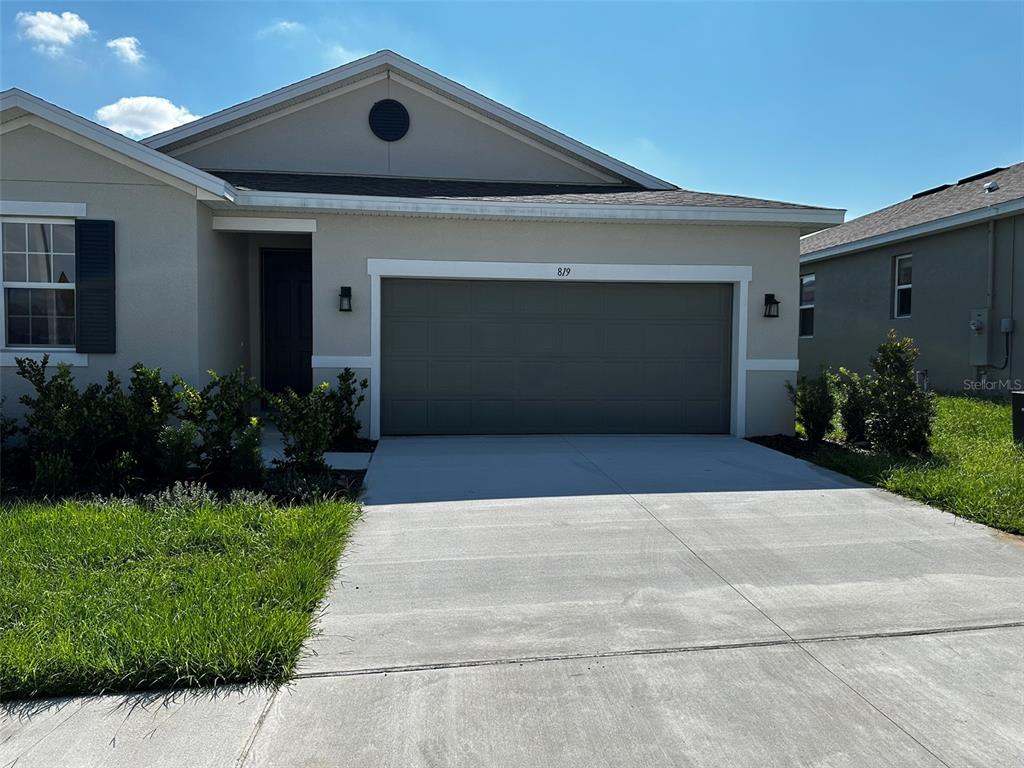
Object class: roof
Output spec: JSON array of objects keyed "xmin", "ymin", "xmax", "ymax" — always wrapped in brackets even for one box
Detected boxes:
[
  {"xmin": 142, "ymin": 50, "xmax": 675, "ymax": 190},
  {"xmin": 212, "ymin": 171, "xmax": 829, "ymax": 210},
  {"xmin": 801, "ymin": 162, "xmax": 1024, "ymax": 261},
  {"xmin": 0, "ymin": 88, "xmax": 235, "ymax": 202}
]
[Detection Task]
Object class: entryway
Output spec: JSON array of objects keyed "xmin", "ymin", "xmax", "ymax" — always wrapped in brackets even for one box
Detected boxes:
[{"xmin": 261, "ymin": 248, "xmax": 312, "ymax": 394}]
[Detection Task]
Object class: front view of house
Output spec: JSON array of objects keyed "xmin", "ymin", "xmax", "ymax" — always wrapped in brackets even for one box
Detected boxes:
[{"xmin": 0, "ymin": 51, "xmax": 843, "ymax": 438}]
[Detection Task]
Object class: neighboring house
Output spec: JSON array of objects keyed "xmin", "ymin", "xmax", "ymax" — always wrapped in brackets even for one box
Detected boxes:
[
  {"xmin": 800, "ymin": 164, "xmax": 1023, "ymax": 394},
  {"xmin": 0, "ymin": 50, "xmax": 842, "ymax": 438}
]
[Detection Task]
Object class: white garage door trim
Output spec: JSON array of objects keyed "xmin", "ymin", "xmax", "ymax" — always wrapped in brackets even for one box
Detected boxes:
[{"xmin": 366, "ymin": 259, "xmax": 752, "ymax": 439}]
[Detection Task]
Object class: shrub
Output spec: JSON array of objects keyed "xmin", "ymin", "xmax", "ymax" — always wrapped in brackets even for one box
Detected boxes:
[
  {"xmin": 835, "ymin": 367, "xmax": 871, "ymax": 445},
  {"xmin": 327, "ymin": 368, "xmax": 368, "ymax": 448},
  {"xmin": 268, "ymin": 383, "xmax": 334, "ymax": 475},
  {"xmin": 13, "ymin": 357, "xmax": 181, "ymax": 495},
  {"xmin": 157, "ymin": 421, "xmax": 199, "ymax": 480},
  {"xmin": 176, "ymin": 367, "xmax": 263, "ymax": 484},
  {"xmin": 866, "ymin": 331, "xmax": 936, "ymax": 455},
  {"xmin": 786, "ymin": 366, "xmax": 836, "ymax": 444}
]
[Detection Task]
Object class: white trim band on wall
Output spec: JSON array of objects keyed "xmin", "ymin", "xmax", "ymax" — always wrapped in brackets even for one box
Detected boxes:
[
  {"xmin": 0, "ymin": 201, "xmax": 87, "ymax": 218},
  {"xmin": 311, "ymin": 355, "xmax": 373, "ymax": 368},
  {"xmin": 1, "ymin": 351, "xmax": 88, "ymax": 367},
  {"xmin": 364, "ymin": 259, "xmax": 754, "ymax": 440},
  {"xmin": 212, "ymin": 216, "xmax": 317, "ymax": 233},
  {"xmin": 744, "ymin": 359, "xmax": 800, "ymax": 372}
]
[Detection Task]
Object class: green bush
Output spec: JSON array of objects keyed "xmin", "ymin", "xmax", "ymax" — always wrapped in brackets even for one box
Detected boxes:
[
  {"xmin": 176, "ymin": 367, "xmax": 263, "ymax": 485},
  {"xmin": 268, "ymin": 382, "xmax": 337, "ymax": 474},
  {"xmin": 835, "ymin": 367, "xmax": 871, "ymax": 445},
  {"xmin": 14, "ymin": 357, "xmax": 181, "ymax": 495},
  {"xmin": 786, "ymin": 366, "xmax": 836, "ymax": 444},
  {"xmin": 327, "ymin": 368, "xmax": 368, "ymax": 448},
  {"xmin": 157, "ymin": 421, "xmax": 200, "ymax": 480},
  {"xmin": 866, "ymin": 331, "xmax": 936, "ymax": 456}
]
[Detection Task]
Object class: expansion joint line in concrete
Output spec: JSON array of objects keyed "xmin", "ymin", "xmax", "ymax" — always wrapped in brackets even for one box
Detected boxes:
[
  {"xmin": 234, "ymin": 686, "xmax": 279, "ymax": 768},
  {"xmin": 290, "ymin": 621, "xmax": 1024, "ymax": 681},
  {"xmin": 555, "ymin": 435, "xmax": 956, "ymax": 768}
]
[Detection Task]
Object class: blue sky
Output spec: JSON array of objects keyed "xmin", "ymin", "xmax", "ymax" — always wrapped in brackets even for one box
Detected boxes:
[{"xmin": 2, "ymin": 2, "xmax": 1022, "ymax": 218}]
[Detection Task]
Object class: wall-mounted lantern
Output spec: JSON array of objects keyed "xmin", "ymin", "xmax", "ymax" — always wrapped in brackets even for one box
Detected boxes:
[
  {"xmin": 763, "ymin": 293, "xmax": 781, "ymax": 318},
  {"xmin": 339, "ymin": 286, "xmax": 353, "ymax": 312}
]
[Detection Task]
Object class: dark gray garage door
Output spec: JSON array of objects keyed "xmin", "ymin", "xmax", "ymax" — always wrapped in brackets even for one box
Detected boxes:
[{"xmin": 381, "ymin": 279, "xmax": 732, "ymax": 435}]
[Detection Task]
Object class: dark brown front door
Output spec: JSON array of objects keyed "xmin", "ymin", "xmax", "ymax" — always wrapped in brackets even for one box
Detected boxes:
[{"xmin": 262, "ymin": 249, "xmax": 312, "ymax": 394}]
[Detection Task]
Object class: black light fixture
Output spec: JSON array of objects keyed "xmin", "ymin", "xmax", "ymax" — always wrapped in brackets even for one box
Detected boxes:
[
  {"xmin": 339, "ymin": 286, "xmax": 353, "ymax": 312},
  {"xmin": 763, "ymin": 293, "xmax": 781, "ymax": 318}
]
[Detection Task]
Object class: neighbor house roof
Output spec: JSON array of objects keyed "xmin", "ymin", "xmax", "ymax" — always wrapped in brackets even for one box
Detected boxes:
[
  {"xmin": 142, "ymin": 50, "xmax": 675, "ymax": 190},
  {"xmin": 801, "ymin": 162, "xmax": 1024, "ymax": 262},
  {"xmin": 0, "ymin": 88, "xmax": 235, "ymax": 202},
  {"xmin": 212, "ymin": 171, "xmax": 827, "ymax": 210}
]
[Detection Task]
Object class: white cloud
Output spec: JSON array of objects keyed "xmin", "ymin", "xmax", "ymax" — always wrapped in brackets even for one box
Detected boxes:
[
  {"xmin": 106, "ymin": 36, "xmax": 144, "ymax": 65},
  {"xmin": 324, "ymin": 44, "xmax": 369, "ymax": 66},
  {"xmin": 257, "ymin": 20, "xmax": 305, "ymax": 38},
  {"xmin": 95, "ymin": 96, "xmax": 199, "ymax": 139},
  {"xmin": 16, "ymin": 10, "xmax": 91, "ymax": 57}
]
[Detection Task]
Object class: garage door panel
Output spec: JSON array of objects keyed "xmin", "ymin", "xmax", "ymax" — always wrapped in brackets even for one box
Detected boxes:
[
  {"xmin": 381, "ymin": 278, "xmax": 732, "ymax": 435},
  {"xmin": 384, "ymin": 360, "xmax": 430, "ymax": 396},
  {"xmin": 384, "ymin": 319, "xmax": 429, "ymax": 355},
  {"xmin": 516, "ymin": 322, "xmax": 563, "ymax": 356}
]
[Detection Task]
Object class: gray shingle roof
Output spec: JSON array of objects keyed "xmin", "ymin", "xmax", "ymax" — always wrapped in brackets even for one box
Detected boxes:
[
  {"xmin": 801, "ymin": 162, "xmax": 1024, "ymax": 256},
  {"xmin": 210, "ymin": 171, "xmax": 828, "ymax": 210}
]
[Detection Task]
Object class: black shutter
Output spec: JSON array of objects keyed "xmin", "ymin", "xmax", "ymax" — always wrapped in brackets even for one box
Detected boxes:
[{"xmin": 75, "ymin": 220, "xmax": 116, "ymax": 353}]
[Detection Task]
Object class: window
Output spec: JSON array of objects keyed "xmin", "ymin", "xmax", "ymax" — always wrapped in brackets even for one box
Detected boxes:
[
  {"xmin": 799, "ymin": 273, "xmax": 815, "ymax": 338},
  {"xmin": 894, "ymin": 254, "xmax": 912, "ymax": 318},
  {"xmin": 2, "ymin": 220, "xmax": 76, "ymax": 347}
]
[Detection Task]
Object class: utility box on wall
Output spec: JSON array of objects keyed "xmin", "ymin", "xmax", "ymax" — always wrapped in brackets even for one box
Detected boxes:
[{"xmin": 968, "ymin": 309, "xmax": 990, "ymax": 367}]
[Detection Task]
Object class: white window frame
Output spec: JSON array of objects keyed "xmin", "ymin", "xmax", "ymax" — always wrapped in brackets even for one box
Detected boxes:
[
  {"xmin": 894, "ymin": 254, "xmax": 912, "ymax": 318},
  {"xmin": 1, "ymin": 216, "xmax": 77, "ymax": 352},
  {"xmin": 799, "ymin": 273, "xmax": 815, "ymax": 339}
]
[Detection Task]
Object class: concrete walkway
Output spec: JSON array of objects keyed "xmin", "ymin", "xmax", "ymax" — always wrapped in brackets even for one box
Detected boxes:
[{"xmin": 3, "ymin": 436, "xmax": 1023, "ymax": 767}]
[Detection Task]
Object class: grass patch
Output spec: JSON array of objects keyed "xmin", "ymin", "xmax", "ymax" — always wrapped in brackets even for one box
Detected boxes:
[
  {"xmin": 759, "ymin": 396, "xmax": 1023, "ymax": 535},
  {"xmin": 0, "ymin": 485, "xmax": 358, "ymax": 700}
]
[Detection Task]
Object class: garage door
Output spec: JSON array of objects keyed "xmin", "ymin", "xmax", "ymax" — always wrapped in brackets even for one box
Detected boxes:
[{"xmin": 381, "ymin": 279, "xmax": 732, "ymax": 435}]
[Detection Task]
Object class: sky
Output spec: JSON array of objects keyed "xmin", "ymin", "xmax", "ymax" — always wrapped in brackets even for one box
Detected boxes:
[{"xmin": 1, "ymin": 1, "xmax": 1022, "ymax": 219}]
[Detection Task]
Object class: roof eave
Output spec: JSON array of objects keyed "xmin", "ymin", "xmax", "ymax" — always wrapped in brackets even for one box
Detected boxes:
[
  {"xmin": 0, "ymin": 88, "xmax": 236, "ymax": 202},
  {"xmin": 216, "ymin": 189, "xmax": 845, "ymax": 227},
  {"xmin": 800, "ymin": 196, "xmax": 1024, "ymax": 263}
]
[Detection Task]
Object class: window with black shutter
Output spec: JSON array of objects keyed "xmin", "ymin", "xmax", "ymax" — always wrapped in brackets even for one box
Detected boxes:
[{"xmin": 74, "ymin": 219, "xmax": 116, "ymax": 353}]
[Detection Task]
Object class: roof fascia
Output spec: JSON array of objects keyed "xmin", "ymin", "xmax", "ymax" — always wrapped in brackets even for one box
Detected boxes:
[
  {"xmin": 226, "ymin": 189, "xmax": 845, "ymax": 227},
  {"xmin": 0, "ymin": 89, "xmax": 235, "ymax": 201},
  {"xmin": 801, "ymin": 196, "xmax": 1024, "ymax": 263}
]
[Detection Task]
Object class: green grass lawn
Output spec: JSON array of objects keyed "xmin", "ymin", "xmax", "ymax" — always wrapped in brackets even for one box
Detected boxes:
[
  {"xmin": 806, "ymin": 396, "xmax": 1024, "ymax": 535},
  {"xmin": 0, "ymin": 486, "xmax": 358, "ymax": 700}
]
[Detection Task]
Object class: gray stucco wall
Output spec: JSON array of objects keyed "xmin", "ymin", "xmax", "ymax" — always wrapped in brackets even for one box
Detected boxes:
[
  {"xmin": 1, "ymin": 124, "xmax": 202, "ymax": 413},
  {"xmin": 799, "ymin": 215, "xmax": 1024, "ymax": 394},
  {"xmin": 169, "ymin": 78, "xmax": 612, "ymax": 185},
  {"xmin": 196, "ymin": 205, "xmax": 250, "ymax": 376}
]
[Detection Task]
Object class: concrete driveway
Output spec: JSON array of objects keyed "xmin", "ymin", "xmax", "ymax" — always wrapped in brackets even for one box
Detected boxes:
[{"xmin": 4, "ymin": 436, "xmax": 1023, "ymax": 767}]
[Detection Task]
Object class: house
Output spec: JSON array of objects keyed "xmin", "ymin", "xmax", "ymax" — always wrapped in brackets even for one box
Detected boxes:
[
  {"xmin": 0, "ymin": 51, "xmax": 843, "ymax": 438},
  {"xmin": 799, "ymin": 163, "xmax": 1023, "ymax": 394}
]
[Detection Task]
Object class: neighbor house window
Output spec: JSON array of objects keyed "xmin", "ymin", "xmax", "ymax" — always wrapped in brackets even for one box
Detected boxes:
[
  {"xmin": 2, "ymin": 220, "xmax": 76, "ymax": 347},
  {"xmin": 799, "ymin": 273, "xmax": 815, "ymax": 337},
  {"xmin": 894, "ymin": 254, "xmax": 912, "ymax": 318}
]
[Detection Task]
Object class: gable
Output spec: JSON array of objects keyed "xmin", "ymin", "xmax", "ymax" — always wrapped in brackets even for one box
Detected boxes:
[
  {"xmin": 166, "ymin": 75, "xmax": 618, "ymax": 185},
  {"xmin": 1, "ymin": 123, "xmax": 172, "ymax": 189}
]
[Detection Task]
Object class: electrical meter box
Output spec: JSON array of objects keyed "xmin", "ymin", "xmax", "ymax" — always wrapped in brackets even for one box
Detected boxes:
[{"xmin": 969, "ymin": 309, "xmax": 990, "ymax": 367}]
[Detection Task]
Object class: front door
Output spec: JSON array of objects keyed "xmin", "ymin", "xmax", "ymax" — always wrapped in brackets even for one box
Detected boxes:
[{"xmin": 262, "ymin": 249, "xmax": 312, "ymax": 394}]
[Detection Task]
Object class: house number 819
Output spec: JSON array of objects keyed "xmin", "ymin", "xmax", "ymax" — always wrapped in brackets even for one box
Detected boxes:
[{"xmin": 557, "ymin": 266, "xmax": 572, "ymax": 277}]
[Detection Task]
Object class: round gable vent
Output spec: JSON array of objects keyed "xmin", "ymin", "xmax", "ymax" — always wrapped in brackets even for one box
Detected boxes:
[{"xmin": 369, "ymin": 99, "xmax": 409, "ymax": 142}]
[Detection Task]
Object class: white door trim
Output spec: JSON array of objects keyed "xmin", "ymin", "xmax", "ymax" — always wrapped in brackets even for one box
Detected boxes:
[{"xmin": 366, "ymin": 259, "xmax": 753, "ymax": 440}]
